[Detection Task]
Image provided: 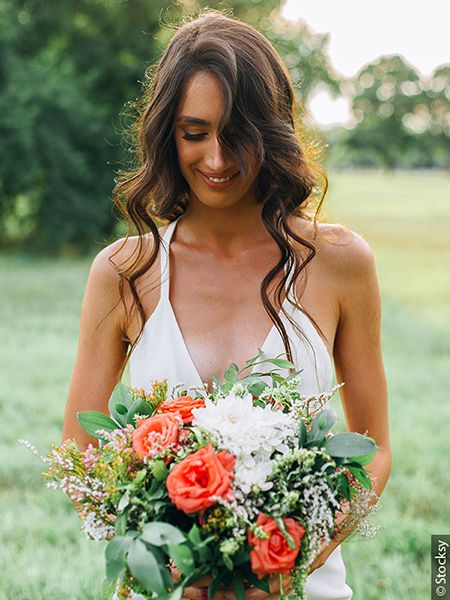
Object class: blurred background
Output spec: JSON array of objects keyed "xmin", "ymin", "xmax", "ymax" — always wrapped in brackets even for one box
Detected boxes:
[{"xmin": 0, "ymin": 1, "xmax": 449, "ymax": 599}]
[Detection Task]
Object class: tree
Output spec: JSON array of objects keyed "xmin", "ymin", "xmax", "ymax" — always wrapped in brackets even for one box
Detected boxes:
[
  {"xmin": 0, "ymin": 0, "xmax": 340, "ymax": 252},
  {"xmin": 334, "ymin": 55, "xmax": 449, "ymax": 169}
]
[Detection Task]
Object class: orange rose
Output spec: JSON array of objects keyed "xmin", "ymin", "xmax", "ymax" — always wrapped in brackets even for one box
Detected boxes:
[
  {"xmin": 248, "ymin": 514, "xmax": 306, "ymax": 579},
  {"xmin": 159, "ymin": 396, "xmax": 206, "ymax": 424},
  {"xmin": 166, "ymin": 443, "xmax": 235, "ymax": 514},
  {"xmin": 132, "ymin": 413, "xmax": 181, "ymax": 460}
]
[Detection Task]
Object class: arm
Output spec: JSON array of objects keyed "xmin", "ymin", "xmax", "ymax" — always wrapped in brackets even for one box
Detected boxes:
[
  {"xmin": 61, "ymin": 240, "xmax": 130, "ymax": 450},
  {"xmin": 333, "ymin": 230, "xmax": 392, "ymax": 498},
  {"xmin": 311, "ymin": 229, "xmax": 392, "ymax": 568}
]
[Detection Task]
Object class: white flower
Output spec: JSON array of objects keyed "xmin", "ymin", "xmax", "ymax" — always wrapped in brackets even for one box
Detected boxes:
[{"xmin": 192, "ymin": 392, "xmax": 298, "ymax": 494}]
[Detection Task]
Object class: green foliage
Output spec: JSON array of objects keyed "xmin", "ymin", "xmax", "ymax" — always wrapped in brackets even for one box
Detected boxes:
[
  {"xmin": 77, "ymin": 410, "xmax": 118, "ymax": 440},
  {"xmin": 2, "ymin": 172, "xmax": 448, "ymax": 598},
  {"xmin": 328, "ymin": 55, "xmax": 450, "ymax": 169},
  {"xmin": 324, "ymin": 431, "xmax": 379, "ymax": 459},
  {"xmin": 0, "ymin": 0, "xmax": 181, "ymax": 252},
  {"xmin": 0, "ymin": 0, "xmax": 341, "ymax": 253}
]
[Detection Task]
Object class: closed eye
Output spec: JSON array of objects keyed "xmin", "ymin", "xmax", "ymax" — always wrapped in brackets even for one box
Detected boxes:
[{"xmin": 182, "ymin": 133, "xmax": 207, "ymax": 141}]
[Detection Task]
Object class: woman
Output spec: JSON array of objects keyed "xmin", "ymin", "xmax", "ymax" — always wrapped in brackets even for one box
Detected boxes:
[{"xmin": 62, "ymin": 10, "xmax": 391, "ymax": 600}]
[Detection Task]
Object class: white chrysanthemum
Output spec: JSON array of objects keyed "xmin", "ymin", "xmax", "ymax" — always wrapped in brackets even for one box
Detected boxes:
[{"xmin": 192, "ymin": 392, "xmax": 297, "ymax": 494}]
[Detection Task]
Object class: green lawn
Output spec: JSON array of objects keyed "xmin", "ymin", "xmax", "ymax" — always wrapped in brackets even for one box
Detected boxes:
[{"xmin": 1, "ymin": 170, "xmax": 449, "ymax": 599}]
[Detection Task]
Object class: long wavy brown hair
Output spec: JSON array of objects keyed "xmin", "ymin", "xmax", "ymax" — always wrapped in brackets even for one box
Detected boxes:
[{"xmin": 111, "ymin": 9, "xmax": 330, "ymax": 379}]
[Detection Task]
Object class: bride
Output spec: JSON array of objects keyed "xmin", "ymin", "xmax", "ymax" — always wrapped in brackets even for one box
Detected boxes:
[{"xmin": 62, "ymin": 10, "xmax": 391, "ymax": 600}]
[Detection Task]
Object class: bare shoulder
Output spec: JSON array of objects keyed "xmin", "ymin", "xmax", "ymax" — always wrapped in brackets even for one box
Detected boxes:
[
  {"xmin": 292, "ymin": 217, "xmax": 376, "ymax": 278},
  {"xmin": 86, "ymin": 231, "xmax": 161, "ymax": 325}
]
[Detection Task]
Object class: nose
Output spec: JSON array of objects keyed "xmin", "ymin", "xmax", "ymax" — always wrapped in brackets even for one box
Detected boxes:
[{"xmin": 204, "ymin": 135, "xmax": 229, "ymax": 172}]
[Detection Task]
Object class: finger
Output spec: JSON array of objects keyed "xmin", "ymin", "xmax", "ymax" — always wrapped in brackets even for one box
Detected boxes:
[{"xmin": 182, "ymin": 586, "xmax": 208, "ymax": 600}]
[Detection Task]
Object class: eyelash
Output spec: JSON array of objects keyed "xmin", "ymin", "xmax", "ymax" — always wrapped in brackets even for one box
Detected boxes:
[{"xmin": 182, "ymin": 133, "xmax": 207, "ymax": 141}]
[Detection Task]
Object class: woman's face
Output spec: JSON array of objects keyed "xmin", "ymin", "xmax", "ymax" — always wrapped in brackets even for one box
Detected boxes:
[{"xmin": 174, "ymin": 70, "xmax": 260, "ymax": 210}]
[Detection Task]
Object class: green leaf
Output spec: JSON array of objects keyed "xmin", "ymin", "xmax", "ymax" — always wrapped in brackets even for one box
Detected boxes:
[
  {"xmin": 126, "ymin": 396, "xmax": 155, "ymax": 425},
  {"xmin": 324, "ymin": 432, "xmax": 378, "ymax": 458},
  {"xmin": 275, "ymin": 518, "xmax": 297, "ymax": 550},
  {"xmin": 118, "ymin": 490, "xmax": 130, "ymax": 512},
  {"xmin": 77, "ymin": 411, "xmax": 117, "ymax": 440},
  {"xmin": 309, "ymin": 409, "xmax": 337, "ymax": 443},
  {"xmin": 348, "ymin": 466, "xmax": 373, "ymax": 489},
  {"xmin": 336, "ymin": 473, "xmax": 351, "ymax": 501},
  {"xmin": 109, "ymin": 383, "xmax": 134, "ymax": 427},
  {"xmin": 245, "ymin": 570, "xmax": 270, "ymax": 593},
  {"xmin": 187, "ymin": 523, "xmax": 201, "ymax": 546},
  {"xmin": 141, "ymin": 522, "xmax": 186, "ymax": 546},
  {"xmin": 248, "ymin": 380, "xmax": 267, "ymax": 397},
  {"xmin": 208, "ymin": 572, "xmax": 226, "ymax": 600},
  {"xmin": 224, "ymin": 363, "xmax": 239, "ymax": 382},
  {"xmin": 157, "ymin": 587, "xmax": 184, "ymax": 600},
  {"xmin": 151, "ymin": 459, "xmax": 168, "ymax": 481},
  {"xmin": 127, "ymin": 538, "xmax": 165, "ymax": 594},
  {"xmin": 167, "ymin": 543, "xmax": 194, "ymax": 576},
  {"xmin": 267, "ymin": 357, "xmax": 296, "ymax": 369},
  {"xmin": 298, "ymin": 420, "xmax": 308, "ymax": 446},
  {"xmin": 114, "ymin": 510, "xmax": 128, "ymax": 536},
  {"xmin": 232, "ymin": 571, "xmax": 246, "ymax": 600},
  {"xmin": 105, "ymin": 536, "xmax": 132, "ymax": 584},
  {"xmin": 348, "ymin": 451, "xmax": 376, "ymax": 466},
  {"xmin": 223, "ymin": 554, "xmax": 233, "ymax": 570}
]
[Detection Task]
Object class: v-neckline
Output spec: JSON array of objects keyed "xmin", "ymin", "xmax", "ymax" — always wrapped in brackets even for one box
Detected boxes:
[
  {"xmin": 164, "ymin": 217, "xmax": 294, "ymax": 389},
  {"xmin": 166, "ymin": 293, "xmax": 292, "ymax": 389}
]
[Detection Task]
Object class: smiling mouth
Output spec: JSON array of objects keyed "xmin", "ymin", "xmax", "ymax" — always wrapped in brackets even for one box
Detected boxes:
[{"xmin": 198, "ymin": 170, "xmax": 240, "ymax": 183}]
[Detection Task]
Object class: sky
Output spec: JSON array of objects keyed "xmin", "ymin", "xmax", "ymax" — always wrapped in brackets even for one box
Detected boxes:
[{"xmin": 281, "ymin": 0, "xmax": 449, "ymax": 127}]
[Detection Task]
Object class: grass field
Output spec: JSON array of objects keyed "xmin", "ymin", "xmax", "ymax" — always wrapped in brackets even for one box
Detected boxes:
[{"xmin": 1, "ymin": 170, "xmax": 449, "ymax": 599}]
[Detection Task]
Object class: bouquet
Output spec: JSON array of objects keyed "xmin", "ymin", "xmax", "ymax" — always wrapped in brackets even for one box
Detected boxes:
[{"xmin": 22, "ymin": 352, "xmax": 380, "ymax": 599}]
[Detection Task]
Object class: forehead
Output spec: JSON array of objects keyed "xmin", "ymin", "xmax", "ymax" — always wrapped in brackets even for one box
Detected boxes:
[{"xmin": 176, "ymin": 71, "xmax": 225, "ymax": 125}]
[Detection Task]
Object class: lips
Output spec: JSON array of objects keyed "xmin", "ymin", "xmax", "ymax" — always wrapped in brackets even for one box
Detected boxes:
[
  {"xmin": 197, "ymin": 169, "xmax": 240, "ymax": 188},
  {"xmin": 198, "ymin": 170, "xmax": 240, "ymax": 180}
]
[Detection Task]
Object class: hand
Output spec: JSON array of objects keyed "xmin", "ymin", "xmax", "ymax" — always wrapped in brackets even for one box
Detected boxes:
[{"xmin": 172, "ymin": 565, "xmax": 293, "ymax": 600}]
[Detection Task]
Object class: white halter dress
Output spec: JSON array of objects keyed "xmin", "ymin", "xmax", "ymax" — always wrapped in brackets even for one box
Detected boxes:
[{"xmin": 129, "ymin": 217, "xmax": 353, "ymax": 600}]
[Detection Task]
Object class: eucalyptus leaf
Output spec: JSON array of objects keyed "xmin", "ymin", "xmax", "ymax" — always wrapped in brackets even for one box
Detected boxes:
[
  {"xmin": 105, "ymin": 536, "xmax": 132, "ymax": 584},
  {"xmin": 77, "ymin": 411, "xmax": 117, "ymax": 440},
  {"xmin": 141, "ymin": 522, "xmax": 186, "ymax": 546},
  {"xmin": 118, "ymin": 490, "xmax": 130, "ymax": 512},
  {"xmin": 126, "ymin": 396, "xmax": 155, "ymax": 425},
  {"xmin": 114, "ymin": 509, "xmax": 128, "ymax": 536},
  {"xmin": 347, "ymin": 451, "xmax": 376, "ymax": 466},
  {"xmin": 109, "ymin": 382, "xmax": 134, "ymax": 426},
  {"xmin": 167, "ymin": 543, "xmax": 194, "ymax": 576},
  {"xmin": 127, "ymin": 538, "xmax": 165, "ymax": 595},
  {"xmin": 309, "ymin": 409, "xmax": 337, "ymax": 443},
  {"xmin": 324, "ymin": 432, "xmax": 378, "ymax": 458},
  {"xmin": 224, "ymin": 363, "xmax": 239, "ymax": 382},
  {"xmin": 187, "ymin": 524, "xmax": 201, "ymax": 546},
  {"xmin": 248, "ymin": 380, "xmax": 267, "ymax": 396}
]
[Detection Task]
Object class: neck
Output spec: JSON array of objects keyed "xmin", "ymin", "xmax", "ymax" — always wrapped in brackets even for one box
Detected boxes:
[{"xmin": 178, "ymin": 196, "xmax": 271, "ymax": 255}]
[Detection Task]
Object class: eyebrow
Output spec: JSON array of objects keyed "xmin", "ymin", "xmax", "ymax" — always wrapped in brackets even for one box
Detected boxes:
[{"xmin": 175, "ymin": 115, "xmax": 211, "ymax": 126}]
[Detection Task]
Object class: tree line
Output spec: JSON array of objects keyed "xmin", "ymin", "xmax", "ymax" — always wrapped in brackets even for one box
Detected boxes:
[{"xmin": 0, "ymin": 0, "xmax": 447, "ymax": 253}]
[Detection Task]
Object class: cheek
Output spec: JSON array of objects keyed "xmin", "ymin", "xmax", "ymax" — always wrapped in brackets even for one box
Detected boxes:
[{"xmin": 175, "ymin": 138, "xmax": 200, "ymax": 174}]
